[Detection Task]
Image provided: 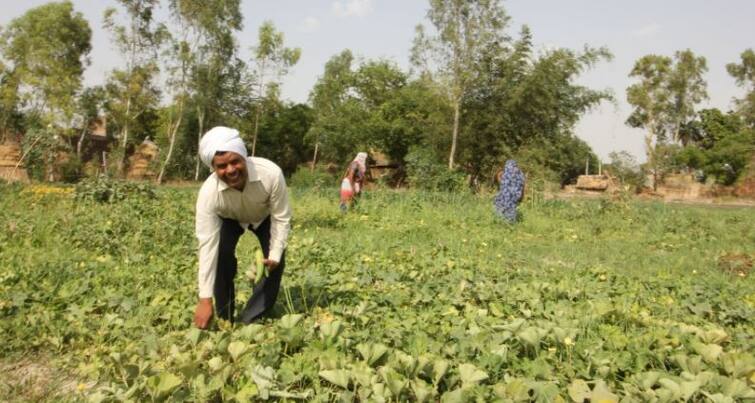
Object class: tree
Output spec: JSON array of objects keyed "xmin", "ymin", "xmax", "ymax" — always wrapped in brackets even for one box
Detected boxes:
[
  {"xmin": 103, "ymin": 0, "xmax": 167, "ymax": 175},
  {"xmin": 255, "ymin": 102, "xmax": 313, "ymax": 176},
  {"xmin": 0, "ymin": 1, "xmax": 91, "ymax": 126},
  {"xmin": 308, "ymin": 51, "xmax": 437, "ymax": 171},
  {"xmin": 169, "ymin": 0, "xmax": 243, "ymax": 180},
  {"xmin": 727, "ymin": 48, "xmax": 755, "ymax": 127},
  {"xmin": 668, "ymin": 50, "xmax": 708, "ymax": 144},
  {"xmin": 0, "ymin": 60, "xmax": 22, "ymax": 139},
  {"xmin": 307, "ymin": 50, "xmax": 358, "ymax": 167},
  {"xmin": 411, "ymin": 0, "xmax": 510, "ymax": 169},
  {"xmin": 676, "ymin": 108, "xmax": 754, "ymax": 185},
  {"xmin": 461, "ymin": 26, "xmax": 612, "ymax": 184},
  {"xmin": 626, "ymin": 50, "xmax": 708, "ymax": 188},
  {"xmin": 249, "ymin": 21, "xmax": 301, "ymax": 156},
  {"xmin": 74, "ymin": 85, "xmax": 106, "ymax": 157}
]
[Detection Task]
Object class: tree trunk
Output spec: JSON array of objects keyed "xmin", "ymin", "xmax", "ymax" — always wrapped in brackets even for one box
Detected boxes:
[
  {"xmin": 76, "ymin": 124, "xmax": 87, "ymax": 157},
  {"xmin": 448, "ymin": 98, "xmax": 460, "ymax": 170},
  {"xmin": 157, "ymin": 108, "xmax": 183, "ymax": 184},
  {"xmin": 645, "ymin": 133, "xmax": 657, "ymax": 191},
  {"xmin": 311, "ymin": 141, "xmax": 319, "ymax": 172},
  {"xmin": 194, "ymin": 107, "xmax": 204, "ymax": 181},
  {"xmin": 251, "ymin": 103, "xmax": 263, "ymax": 157},
  {"xmin": 117, "ymin": 97, "xmax": 132, "ymax": 176},
  {"xmin": 252, "ymin": 60, "xmax": 267, "ymax": 157}
]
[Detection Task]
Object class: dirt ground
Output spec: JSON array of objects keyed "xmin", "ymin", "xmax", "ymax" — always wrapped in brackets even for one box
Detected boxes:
[
  {"xmin": 550, "ymin": 190, "xmax": 755, "ymax": 209},
  {"xmin": 0, "ymin": 355, "xmax": 89, "ymax": 402}
]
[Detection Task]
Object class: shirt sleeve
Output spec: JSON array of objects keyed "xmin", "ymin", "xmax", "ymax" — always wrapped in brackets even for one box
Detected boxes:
[
  {"xmin": 267, "ymin": 170, "xmax": 291, "ymax": 263},
  {"xmin": 196, "ymin": 185, "xmax": 222, "ymax": 299}
]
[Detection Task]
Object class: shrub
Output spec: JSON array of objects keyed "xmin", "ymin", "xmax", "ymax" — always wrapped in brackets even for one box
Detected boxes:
[
  {"xmin": 289, "ymin": 165, "xmax": 338, "ymax": 189},
  {"xmin": 404, "ymin": 146, "xmax": 466, "ymax": 192},
  {"xmin": 75, "ymin": 175, "xmax": 156, "ymax": 203}
]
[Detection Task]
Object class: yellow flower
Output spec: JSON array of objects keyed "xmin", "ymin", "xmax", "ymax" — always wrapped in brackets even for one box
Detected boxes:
[{"xmin": 564, "ymin": 337, "xmax": 574, "ymax": 346}]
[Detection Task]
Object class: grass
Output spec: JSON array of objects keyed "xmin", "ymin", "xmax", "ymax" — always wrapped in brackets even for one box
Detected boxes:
[{"xmin": 0, "ymin": 183, "xmax": 753, "ymax": 401}]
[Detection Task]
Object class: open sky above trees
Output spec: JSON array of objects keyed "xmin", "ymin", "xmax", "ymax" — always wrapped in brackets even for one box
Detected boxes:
[{"xmin": 1, "ymin": 0, "xmax": 753, "ymax": 163}]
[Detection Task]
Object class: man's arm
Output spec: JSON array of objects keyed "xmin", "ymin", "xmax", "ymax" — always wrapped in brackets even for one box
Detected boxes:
[
  {"xmin": 194, "ymin": 187, "xmax": 222, "ymax": 328},
  {"xmin": 266, "ymin": 170, "xmax": 291, "ymax": 267}
]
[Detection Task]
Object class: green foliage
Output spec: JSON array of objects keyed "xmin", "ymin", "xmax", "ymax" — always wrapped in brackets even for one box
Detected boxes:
[
  {"xmin": 668, "ymin": 108, "xmax": 755, "ymax": 185},
  {"xmin": 412, "ymin": 0, "xmax": 511, "ymax": 168},
  {"xmin": 1, "ymin": 187, "xmax": 754, "ymax": 401},
  {"xmin": 0, "ymin": 1, "xmax": 91, "ymax": 125},
  {"xmin": 289, "ymin": 165, "xmax": 338, "ymax": 189},
  {"xmin": 256, "ymin": 103, "xmax": 314, "ymax": 176},
  {"xmin": 627, "ymin": 50, "xmax": 708, "ymax": 145},
  {"xmin": 511, "ymin": 135, "xmax": 599, "ymax": 186},
  {"xmin": 405, "ymin": 146, "xmax": 466, "ymax": 192},
  {"xmin": 74, "ymin": 175, "xmax": 157, "ymax": 203},
  {"xmin": 606, "ymin": 151, "xmax": 645, "ymax": 191},
  {"xmin": 459, "ymin": 26, "xmax": 612, "ymax": 184},
  {"xmin": 726, "ymin": 48, "xmax": 755, "ymax": 127}
]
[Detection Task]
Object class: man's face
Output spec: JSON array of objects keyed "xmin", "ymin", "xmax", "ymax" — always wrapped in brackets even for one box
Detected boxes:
[{"xmin": 212, "ymin": 152, "xmax": 248, "ymax": 190}]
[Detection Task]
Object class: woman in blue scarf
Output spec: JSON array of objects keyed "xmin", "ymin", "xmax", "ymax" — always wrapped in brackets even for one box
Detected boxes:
[{"xmin": 494, "ymin": 160, "xmax": 525, "ymax": 222}]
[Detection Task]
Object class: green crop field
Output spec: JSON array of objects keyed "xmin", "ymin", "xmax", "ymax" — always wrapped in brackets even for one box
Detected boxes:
[{"xmin": 1, "ymin": 183, "xmax": 753, "ymax": 402}]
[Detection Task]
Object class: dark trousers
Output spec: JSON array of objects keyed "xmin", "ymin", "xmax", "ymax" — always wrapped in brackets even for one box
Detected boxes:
[{"xmin": 214, "ymin": 215, "xmax": 285, "ymax": 324}]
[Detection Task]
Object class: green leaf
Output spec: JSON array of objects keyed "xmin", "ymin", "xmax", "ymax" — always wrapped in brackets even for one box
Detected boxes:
[
  {"xmin": 185, "ymin": 328, "xmax": 202, "ymax": 346},
  {"xmin": 411, "ymin": 379, "xmax": 435, "ymax": 403},
  {"xmin": 235, "ymin": 382, "xmax": 259, "ymax": 400},
  {"xmin": 458, "ymin": 363, "xmax": 488, "ymax": 388},
  {"xmin": 703, "ymin": 393, "xmax": 736, "ymax": 403},
  {"xmin": 501, "ymin": 318, "xmax": 526, "ymax": 332},
  {"xmin": 227, "ymin": 341, "xmax": 248, "ymax": 361},
  {"xmin": 356, "ymin": 342, "xmax": 389, "ymax": 367},
  {"xmin": 517, "ymin": 327, "xmax": 542, "ymax": 347},
  {"xmin": 691, "ymin": 341, "xmax": 723, "ymax": 363},
  {"xmin": 440, "ymin": 388, "xmax": 464, "ymax": 403},
  {"xmin": 251, "ymin": 365, "xmax": 276, "ymax": 399},
  {"xmin": 679, "ymin": 380, "xmax": 701, "ymax": 401},
  {"xmin": 237, "ymin": 324, "xmax": 265, "ymax": 340},
  {"xmin": 379, "ymin": 366, "xmax": 406, "ymax": 396},
  {"xmin": 721, "ymin": 352, "xmax": 755, "ymax": 378},
  {"xmin": 567, "ymin": 379, "xmax": 591, "ymax": 402},
  {"xmin": 590, "ymin": 380, "xmax": 618, "ymax": 403},
  {"xmin": 207, "ymin": 356, "xmax": 224, "ymax": 372},
  {"xmin": 156, "ymin": 372, "xmax": 182, "ymax": 395},
  {"xmin": 701, "ymin": 328, "xmax": 729, "ymax": 344},
  {"xmin": 320, "ymin": 321, "xmax": 344, "ymax": 344},
  {"xmin": 279, "ymin": 313, "xmax": 304, "ymax": 329},
  {"xmin": 319, "ymin": 369, "xmax": 351, "ymax": 389},
  {"xmin": 722, "ymin": 378, "xmax": 755, "ymax": 399},
  {"xmin": 493, "ymin": 378, "xmax": 531, "ymax": 401},
  {"xmin": 432, "ymin": 359, "xmax": 450, "ymax": 385}
]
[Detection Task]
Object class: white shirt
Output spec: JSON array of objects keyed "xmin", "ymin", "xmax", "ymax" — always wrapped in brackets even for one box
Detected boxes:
[{"xmin": 195, "ymin": 157, "xmax": 291, "ymax": 298}]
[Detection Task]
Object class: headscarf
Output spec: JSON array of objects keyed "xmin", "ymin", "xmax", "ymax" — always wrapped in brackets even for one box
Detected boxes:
[
  {"xmin": 493, "ymin": 160, "xmax": 525, "ymax": 222},
  {"xmin": 353, "ymin": 152, "xmax": 368, "ymax": 175},
  {"xmin": 198, "ymin": 126, "xmax": 247, "ymax": 169}
]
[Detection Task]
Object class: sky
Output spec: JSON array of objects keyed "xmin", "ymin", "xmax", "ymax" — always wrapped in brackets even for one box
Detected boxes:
[{"xmin": 2, "ymin": 0, "xmax": 754, "ymax": 163}]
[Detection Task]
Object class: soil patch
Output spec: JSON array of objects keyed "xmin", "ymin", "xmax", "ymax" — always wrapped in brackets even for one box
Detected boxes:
[{"xmin": 0, "ymin": 354, "xmax": 85, "ymax": 402}]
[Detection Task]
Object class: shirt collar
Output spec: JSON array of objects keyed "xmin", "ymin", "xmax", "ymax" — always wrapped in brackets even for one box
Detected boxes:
[{"xmin": 217, "ymin": 158, "xmax": 260, "ymax": 191}]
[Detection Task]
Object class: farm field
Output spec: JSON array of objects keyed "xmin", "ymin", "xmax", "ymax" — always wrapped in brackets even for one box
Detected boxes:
[{"xmin": 1, "ymin": 183, "xmax": 754, "ymax": 402}]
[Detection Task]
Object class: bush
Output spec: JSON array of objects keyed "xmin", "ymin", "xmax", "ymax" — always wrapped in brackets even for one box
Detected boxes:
[
  {"xmin": 75, "ymin": 175, "xmax": 157, "ymax": 203},
  {"xmin": 404, "ymin": 146, "xmax": 466, "ymax": 192},
  {"xmin": 606, "ymin": 151, "xmax": 645, "ymax": 192},
  {"xmin": 289, "ymin": 165, "xmax": 338, "ymax": 189}
]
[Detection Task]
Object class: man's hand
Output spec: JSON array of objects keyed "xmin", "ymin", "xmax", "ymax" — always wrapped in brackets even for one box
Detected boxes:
[
  {"xmin": 194, "ymin": 298, "xmax": 213, "ymax": 329},
  {"xmin": 263, "ymin": 259, "xmax": 279, "ymax": 271}
]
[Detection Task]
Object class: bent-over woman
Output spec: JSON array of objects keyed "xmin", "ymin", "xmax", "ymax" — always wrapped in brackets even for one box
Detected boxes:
[{"xmin": 493, "ymin": 160, "xmax": 525, "ymax": 222}]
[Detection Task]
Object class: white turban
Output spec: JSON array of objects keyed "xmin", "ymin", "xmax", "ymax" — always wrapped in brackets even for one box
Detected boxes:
[{"xmin": 199, "ymin": 126, "xmax": 247, "ymax": 169}]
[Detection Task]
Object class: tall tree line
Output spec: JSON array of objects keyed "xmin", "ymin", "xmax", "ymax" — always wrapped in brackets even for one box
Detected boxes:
[{"xmin": 1, "ymin": 0, "xmax": 749, "ymax": 188}]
